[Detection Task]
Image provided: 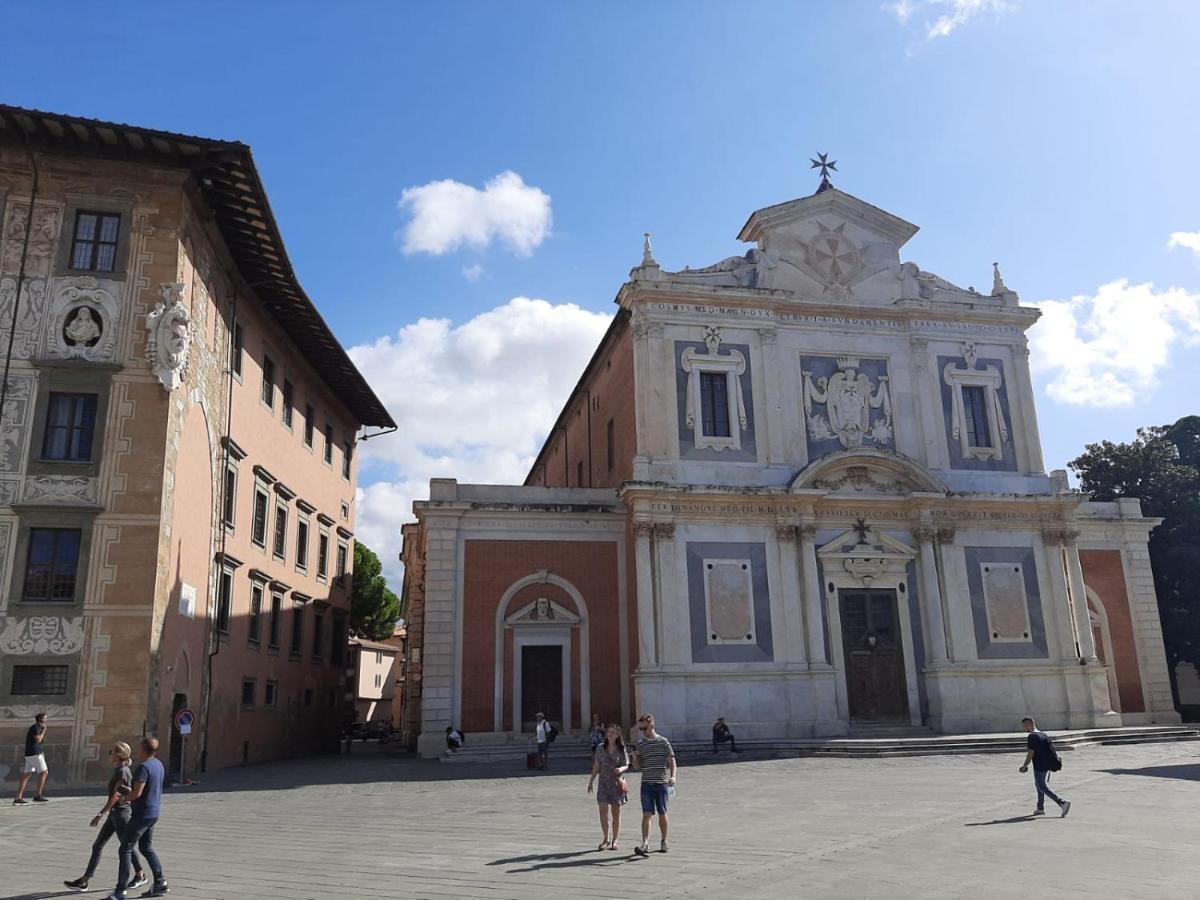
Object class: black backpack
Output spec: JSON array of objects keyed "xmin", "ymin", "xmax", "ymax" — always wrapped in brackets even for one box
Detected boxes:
[
  {"xmin": 545, "ymin": 721, "xmax": 557, "ymax": 743},
  {"xmin": 1049, "ymin": 749, "xmax": 1063, "ymax": 772}
]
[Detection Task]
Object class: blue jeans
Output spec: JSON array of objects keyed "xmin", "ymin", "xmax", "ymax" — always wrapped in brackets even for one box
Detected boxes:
[
  {"xmin": 1033, "ymin": 769, "xmax": 1064, "ymax": 809},
  {"xmin": 117, "ymin": 816, "xmax": 162, "ymax": 894},
  {"xmin": 83, "ymin": 806, "xmax": 141, "ymax": 878}
]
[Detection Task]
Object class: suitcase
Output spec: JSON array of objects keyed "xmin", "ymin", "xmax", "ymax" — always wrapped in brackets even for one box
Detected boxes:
[{"xmin": 526, "ymin": 751, "xmax": 539, "ymax": 770}]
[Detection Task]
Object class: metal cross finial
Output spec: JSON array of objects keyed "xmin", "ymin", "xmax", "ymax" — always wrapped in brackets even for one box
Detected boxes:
[
  {"xmin": 810, "ymin": 152, "xmax": 837, "ymax": 193},
  {"xmin": 852, "ymin": 518, "xmax": 871, "ymax": 545}
]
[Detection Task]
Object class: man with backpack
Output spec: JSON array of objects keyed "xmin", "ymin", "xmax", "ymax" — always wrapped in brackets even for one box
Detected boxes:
[
  {"xmin": 1019, "ymin": 716, "xmax": 1071, "ymax": 817},
  {"xmin": 534, "ymin": 712, "xmax": 556, "ymax": 769}
]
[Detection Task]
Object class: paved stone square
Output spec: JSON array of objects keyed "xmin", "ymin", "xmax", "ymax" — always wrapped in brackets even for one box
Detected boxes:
[{"xmin": 3, "ymin": 741, "xmax": 1200, "ymax": 899}]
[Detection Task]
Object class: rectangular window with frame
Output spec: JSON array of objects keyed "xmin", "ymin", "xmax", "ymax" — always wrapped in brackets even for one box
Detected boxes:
[
  {"xmin": 222, "ymin": 465, "xmax": 237, "ymax": 529},
  {"xmin": 265, "ymin": 680, "xmax": 278, "ymax": 707},
  {"xmin": 251, "ymin": 488, "xmax": 269, "ymax": 548},
  {"xmin": 248, "ymin": 584, "xmax": 263, "ymax": 644},
  {"xmin": 336, "ymin": 543, "xmax": 348, "ymax": 585},
  {"xmin": 304, "ymin": 404, "xmax": 315, "ymax": 448},
  {"xmin": 241, "ymin": 678, "xmax": 256, "ymax": 708},
  {"xmin": 699, "ymin": 372, "xmax": 731, "ymax": 438},
  {"xmin": 282, "ymin": 379, "xmax": 294, "ymax": 429},
  {"xmin": 261, "ymin": 356, "xmax": 275, "ymax": 409},
  {"xmin": 70, "ymin": 211, "xmax": 120, "ymax": 272},
  {"xmin": 23, "ymin": 528, "xmax": 82, "ymax": 602},
  {"xmin": 962, "ymin": 385, "xmax": 993, "ymax": 448},
  {"xmin": 216, "ymin": 570, "xmax": 233, "ymax": 633},
  {"xmin": 232, "ymin": 322, "xmax": 245, "ymax": 378},
  {"xmin": 331, "ymin": 617, "xmax": 346, "ymax": 666},
  {"xmin": 290, "ymin": 603, "xmax": 304, "ymax": 656},
  {"xmin": 312, "ymin": 612, "xmax": 324, "ymax": 659},
  {"xmin": 606, "ymin": 418, "xmax": 615, "ymax": 471},
  {"xmin": 342, "ymin": 441, "xmax": 352, "ymax": 480},
  {"xmin": 324, "ymin": 424, "xmax": 334, "ymax": 465},
  {"xmin": 268, "ymin": 591, "xmax": 282, "ymax": 648},
  {"xmin": 42, "ymin": 393, "xmax": 98, "ymax": 461},
  {"xmin": 11, "ymin": 664, "xmax": 70, "ymax": 695},
  {"xmin": 296, "ymin": 518, "xmax": 309, "ymax": 571},
  {"xmin": 317, "ymin": 531, "xmax": 329, "ymax": 580},
  {"xmin": 273, "ymin": 501, "xmax": 288, "ymax": 560}
]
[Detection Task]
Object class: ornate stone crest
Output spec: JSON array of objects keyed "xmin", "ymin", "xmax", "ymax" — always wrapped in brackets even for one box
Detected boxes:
[
  {"xmin": 145, "ymin": 282, "xmax": 191, "ymax": 391},
  {"xmin": 0, "ymin": 616, "xmax": 85, "ymax": 655},
  {"xmin": 802, "ymin": 357, "xmax": 893, "ymax": 449}
]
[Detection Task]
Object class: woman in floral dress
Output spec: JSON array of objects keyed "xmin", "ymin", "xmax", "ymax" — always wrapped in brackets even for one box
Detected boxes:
[{"xmin": 586, "ymin": 724, "xmax": 630, "ymax": 850}]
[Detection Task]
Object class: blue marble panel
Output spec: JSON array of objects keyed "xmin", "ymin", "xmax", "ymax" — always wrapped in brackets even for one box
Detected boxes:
[
  {"xmin": 686, "ymin": 541, "xmax": 773, "ymax": 663},
  {"xmin": 964, "ymin": 546, "xmax": 1049, "ymax": 659},
  {"xmin": 674, "ymin": 341, "xmax": 756, "ymax": 462}
]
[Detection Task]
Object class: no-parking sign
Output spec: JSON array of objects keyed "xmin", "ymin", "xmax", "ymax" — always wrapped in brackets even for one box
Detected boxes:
[{"xmin": 175, "ymin": 708, "xmax": 195, "ymax": 735}]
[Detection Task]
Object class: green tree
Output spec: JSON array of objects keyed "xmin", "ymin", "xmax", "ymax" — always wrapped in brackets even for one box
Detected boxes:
[
  {"xmin": 351, "ymin": 541, "xmax": 402, "ymax": 641},
  {"xmin": 1069, "ymin": 417, "xmax": 1200, "ymax": 703}
]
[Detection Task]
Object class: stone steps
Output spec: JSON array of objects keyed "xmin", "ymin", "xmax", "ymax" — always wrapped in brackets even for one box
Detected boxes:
[{"xmin": 438, "ymin": 725, "xmax": 1200, "ymax": 765}]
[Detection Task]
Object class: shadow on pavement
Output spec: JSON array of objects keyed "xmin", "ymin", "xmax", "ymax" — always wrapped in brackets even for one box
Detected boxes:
[
  {"xmin": 1100, "ymin": 764, "xmax": 1200, "ymax": 782},
  {"xmin": 2, "ymin": 892, "xmax": 78, "ymax": 900},
  {"xmin": 489, "ymin": 849, "xmax": 646, "ymax": 872},
  {"xmin": 963, "ymin": 815, "xmax": 1037, "ymax": 826}
]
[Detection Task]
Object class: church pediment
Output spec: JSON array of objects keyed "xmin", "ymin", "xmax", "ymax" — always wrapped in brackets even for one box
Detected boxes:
[
  {"xmin": 791, "ymin": 449, "xmax": 947, "ymax": 498},
  {"xmin": 817, "ymin": 519, "xmax": 916, "ymax": 586}
]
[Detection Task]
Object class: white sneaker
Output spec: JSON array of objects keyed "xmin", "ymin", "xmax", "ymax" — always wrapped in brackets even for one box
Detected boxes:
[
  {"xmin": 1060, "ymin": 800, "xmax": 1071, "ymax": 818},
  {"xmin": 660, "ymin": 840, "xmax": 669, "ymax": 853}
]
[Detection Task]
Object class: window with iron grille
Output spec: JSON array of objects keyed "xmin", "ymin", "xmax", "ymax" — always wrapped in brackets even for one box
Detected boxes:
[
  {"xmin": 42, "ymin": 393, "xmax": 98, "ymax": 461},
  {"xmin": 282, "ymin": 380, "xmax": 294, "ymax": 428},
  {"xmin": 222, "ymin": 466, "xmax": 237, "ymax": 528},
  {"xmin": 336, "ymin": 543, "xmax": 347, "ymax": 584},
  {"xmin": 324, "ymin": 424, "xmax": 333, "ymax": 464},
  {"xmin": 70, "ymin": 211, "xmax": 120, "ymax": 272},
  {"xmin": 699, "ymin": 372, "xmax": 731, "ymax": 437},
  {"xmin": 261, "ymin": 356, "xmax": 275, "ymax": 408},
  {"xmin": 342, "ymin": 441, "xmax": 352, "ymax": 480},
  {"xmin": 962, "ymin": 385, "xmax": 993, "ymax": 448},
  {"xmin": 317, "ymin": 532, "xmax": 329, "ymax": 579},
  {"xmin": 296, "ymin": 518, "xmax": 309, "ymax": 570},
  {"xmin": 304, "ymin": 404, "xmax": 315, "ymax": 448},
  {"xmin": 290, "ymin": 603, "xmax": 304, "ymax": 656},
  {"xmin": 268, "ymin": 592, "xmax": 282, "ymax": 648},
  {"xmin": 216, "ymin": 571, "xmax": 233, "ymax": 633},
  {"xmin": 23, "ymin": 529, "xmax": 82, "ymax": 602},
  {"xmin": 232, "ymin": 322, "xmax": 244, "ymax": 377},
  {"xmin": 273, "ymin": 502, "xmax": 288, "ymax": 559},
  {"xmin": 11, "ymin": 664, "xmax": 69, "ymax": 695},
  {"xmin": 252, "ymin": 488, "xmax": 269, "ymax": 547},
  {"xmin": 248, "ymin": 584, "xmax": 263, "ymax": 644}
]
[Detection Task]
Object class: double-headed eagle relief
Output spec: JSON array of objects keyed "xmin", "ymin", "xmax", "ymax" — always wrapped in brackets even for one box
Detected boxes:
[{"xmin": 802, "ymin": 356, "xmax": 893, "ymax": 449}]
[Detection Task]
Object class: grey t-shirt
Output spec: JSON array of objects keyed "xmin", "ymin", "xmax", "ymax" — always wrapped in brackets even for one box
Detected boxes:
[{"xmin": 107, "ymin": 764, "xmax": 133, "ymax": 808}]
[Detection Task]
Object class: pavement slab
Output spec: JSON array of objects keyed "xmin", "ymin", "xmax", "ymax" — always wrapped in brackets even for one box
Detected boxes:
[{"xmin": 2, "ymin": 741, "xmax": 1200, "ymax": 899}]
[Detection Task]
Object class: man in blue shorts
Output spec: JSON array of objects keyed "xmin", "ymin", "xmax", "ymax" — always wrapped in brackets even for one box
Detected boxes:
[{"xmin": 632, "ymin": 713, "xmax": 676, "ymax": 856}]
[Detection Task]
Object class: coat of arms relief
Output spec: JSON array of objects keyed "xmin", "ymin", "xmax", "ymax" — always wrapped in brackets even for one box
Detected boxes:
[{"xmin": 802, "ymin": 356, "xmax": 893, "ymax": 450}]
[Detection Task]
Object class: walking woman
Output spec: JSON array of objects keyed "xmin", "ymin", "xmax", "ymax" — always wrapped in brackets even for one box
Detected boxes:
[
  {"xmin": 587, "ymin": 724, "xmax": 630, "ymax": 850},
  {"xmin": 63, "ymin": 742, "xmax": 146, "ymax": 892}
]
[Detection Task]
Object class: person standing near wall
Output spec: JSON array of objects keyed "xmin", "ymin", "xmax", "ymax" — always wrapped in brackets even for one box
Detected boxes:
[{"xmin": 13, "ymin": 712, "xmax": 49, "ymax": 804}]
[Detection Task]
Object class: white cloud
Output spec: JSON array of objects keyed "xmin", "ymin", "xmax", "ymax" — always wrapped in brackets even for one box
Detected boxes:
[
  {"xmin": 397, "ymin": 171, "xmax": 552, "ymax": 257},
  {"xmin": 1168, "ymin": 231, "xmax": 1200, "ymax": 256},
  {"xmin": 461, "ymin": 263, "xmax": 484, "ymax": 283},
  {"xmin": 349, "ymin": 297, "xmax": 613, "ymax": 588},
  {"xmin": 885, "ymin": 0, "xmax": 1016, "ymax": 40},
  {"xmin": 1030, "ymin": 278, "xmax": 1200, "ymax": 407}
]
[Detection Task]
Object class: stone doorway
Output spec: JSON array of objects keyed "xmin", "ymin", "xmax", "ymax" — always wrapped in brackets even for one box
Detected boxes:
[
  {"xmin": 167, "ymin": 692, "xmax": 187, "ymax": 782},
  {"xmin": 840, "ymin": 590, "xmax": 909, "ymax": 722},
  {"xmin": 520, "ymin": 645, "xmax": 563, "ymax": 732}
]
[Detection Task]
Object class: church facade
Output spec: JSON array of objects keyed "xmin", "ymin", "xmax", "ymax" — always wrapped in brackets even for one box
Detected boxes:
[{"xmin": 400, "ymin": 181, "xmax": 1178, "ymax": 757}]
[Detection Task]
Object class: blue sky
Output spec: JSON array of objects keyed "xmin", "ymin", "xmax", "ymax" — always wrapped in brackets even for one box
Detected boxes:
[{"xmin": 5, "ymin": 1, "xmax": 1199, "ymax": 585}]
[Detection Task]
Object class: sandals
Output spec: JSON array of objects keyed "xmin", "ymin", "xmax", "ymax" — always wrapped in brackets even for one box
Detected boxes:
[
  {"xmin": 608, "ymin": 840, "xmax": 620, "ymax": 851},
  {"xmin": 598, "ymin": 838, "xmax": 610, "ymax": 850}
]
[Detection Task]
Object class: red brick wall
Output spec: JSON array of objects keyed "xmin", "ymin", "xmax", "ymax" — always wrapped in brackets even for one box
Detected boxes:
[
  {"xmin": 1081, "ymin": 549, "xmax": 1145, "ymax": 714},
  {"xmin": 528, "ymin": 317, "xmax": 635, "ymax": 488},
  {"xmin": 460, "ymin": 539, "xmax": 621, "ymax": 732}
]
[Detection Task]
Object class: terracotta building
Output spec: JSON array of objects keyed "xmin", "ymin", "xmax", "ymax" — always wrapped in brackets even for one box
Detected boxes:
[
  {"xmin": 400, "ymin": 179, "xmax": 1178, "ymax": 757},
  {"xmin": 0, "ymin": 106, "xmax": 393, "ymax": 784}
]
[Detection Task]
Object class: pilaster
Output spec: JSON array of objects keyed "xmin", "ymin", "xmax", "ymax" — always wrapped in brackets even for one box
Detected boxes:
[
  {"xmin": 798, "ymin": 524, "xmax": 828, "ymax": 667},
  {"xmin": 775, "ymin": 524, "xmax": 807, "ymax": 665},
  {"xmin": 913, "ymin": 525, "xmax": 948, "ymax": 663}
]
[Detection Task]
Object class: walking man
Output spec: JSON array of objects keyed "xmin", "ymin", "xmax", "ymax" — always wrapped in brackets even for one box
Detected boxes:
[
  {"xmin": 1019, "ymin": 716, "xmax": 1071, "ymax": 818},
  {"xmin": 632, "ymin": 713, "xmax": 676, "ymax": 856},
  {"xmin": 64, "ymin": 742, "xmax": 147, "ymax": 892},
  {"xmin": 712, "ymin": 717, "xmax": 738, "ymax": 754},
  {"xmin": 13, "ymin": 711, "xmax": 49, "ymax": 804},
  {"xmin": 107, "ymin": 737, "xmax": 169, "ymax": 899}
]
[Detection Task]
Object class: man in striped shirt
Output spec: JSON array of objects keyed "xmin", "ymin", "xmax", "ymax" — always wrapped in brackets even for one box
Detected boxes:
[{"xmin": 632, "ymin": 713, "xmax": 676, "ymax": 856}]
